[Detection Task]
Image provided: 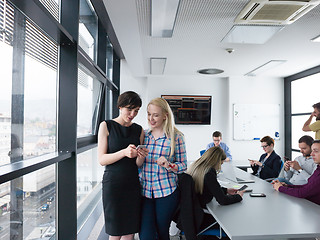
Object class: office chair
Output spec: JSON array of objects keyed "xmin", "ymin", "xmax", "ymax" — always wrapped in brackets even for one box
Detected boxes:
[
  {"xmin": 264, "ymin": 160, "xmax": 284, "ymax": 182},
  {"xmin": 175, "ymin": 173, "xmax": 227, "ymax": 240},
  {"xmin": 200, "ymin": 149, "xmax": 206, "ymax": 156}
]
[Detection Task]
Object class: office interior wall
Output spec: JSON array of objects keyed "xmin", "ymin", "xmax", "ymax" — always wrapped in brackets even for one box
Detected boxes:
[
  {"xmin": 120, "ymin": 61, "xmax": 285, "ymax": 163},
  {"xmin": 228, "ymin": 76, "xmax": 285, "ymax": 162},
  {"xmin": 120, "ymin": 60, "xmax": 148, "ymax": 127}
]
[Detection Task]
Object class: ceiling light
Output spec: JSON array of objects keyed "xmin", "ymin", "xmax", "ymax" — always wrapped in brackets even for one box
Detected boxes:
[
  {"xmin": 197, "ymin": 68, "xmax": 224, "ymax": 75},
  {"xmin": 221, "ymin": 25, "xmax": 284, "ymax": 44},
  {"xmin": 245, "ymin": 60, "xmax": 286, "ymax": 76},
  {"xmin": 151, "ymin": 0, "xmax": 180, "ymax": 37},
  {"xmin": 150, "ymin": 58, "xmax": 166, "ymax": 74},
  {"xmin": 311, "ymin": 34, "xmax": 320, "ymax": 42}
]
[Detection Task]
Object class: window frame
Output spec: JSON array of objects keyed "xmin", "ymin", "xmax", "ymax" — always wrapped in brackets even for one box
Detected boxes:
[{"xmin": 0, "ymin": 0, "xmax": 121, "ymax": 239}]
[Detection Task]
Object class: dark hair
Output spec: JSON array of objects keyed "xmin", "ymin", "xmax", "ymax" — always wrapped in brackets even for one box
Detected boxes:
[
  {"xmin": 117, "ymin": 91, "xmax": 142, "ymax": 109},
  {"xmin": 299, "ymin": 135, "xmax": 314, "ymax": 147},
  {"xmin": 313, "ymin": 140, "xmax": 320, "ymax": 144},
  {"xmin": 312, "ymin": 102, "xmax": 320, "ymax": 111},
  {"xmin": 212, "ymin": 131, "xmax": 222, "ymax": 138},
  {"xmin": 260, "ymin": 136, "xmax": 274, "ymax": 146}
]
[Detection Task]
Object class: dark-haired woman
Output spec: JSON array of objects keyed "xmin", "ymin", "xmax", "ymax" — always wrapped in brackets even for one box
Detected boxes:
[{"xmin": 98, "ymin": 91, "xmax": 148, "ymax": 240}]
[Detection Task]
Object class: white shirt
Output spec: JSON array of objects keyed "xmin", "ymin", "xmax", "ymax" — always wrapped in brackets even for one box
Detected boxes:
[{"xmin": 284, "ymin": 155, "xmax": 317, "ymax": 185}]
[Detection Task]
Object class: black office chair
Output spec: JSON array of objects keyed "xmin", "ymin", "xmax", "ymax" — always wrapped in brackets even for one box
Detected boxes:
[
  {"xmin": 264, "ymin": 160, "xmax": 284, "ymax": 182},
  {"xmin": 174, "ymin": 173, "xmax": 227, "ymax": 240}
]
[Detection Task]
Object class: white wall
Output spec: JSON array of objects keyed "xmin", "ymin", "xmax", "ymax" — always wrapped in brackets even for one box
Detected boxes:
[
  {"xmin": 120, "ymin": 60, "xmax": 285, "ymax": 164},
  {"xmin": 120, "ymin": 60, "xmax": 148, "ymax": 127},
  {"xmin": 228, "ymin": 76, "xmax": 285, "ymax": 163}
]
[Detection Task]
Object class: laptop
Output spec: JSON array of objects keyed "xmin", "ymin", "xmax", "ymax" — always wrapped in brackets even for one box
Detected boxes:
[{"xmin": 220, "ymin": 163, "xmax": 255, "ymax": 184}]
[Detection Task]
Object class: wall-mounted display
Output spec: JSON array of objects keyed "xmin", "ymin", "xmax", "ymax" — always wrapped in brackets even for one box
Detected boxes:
[{"xmin": 161, "ymin": 95, "xmax": 211, "ymax": 125}]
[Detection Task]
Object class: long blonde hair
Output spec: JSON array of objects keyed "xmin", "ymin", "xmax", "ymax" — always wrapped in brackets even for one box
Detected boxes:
[
  {"xmin": 148, "ymin": 97, "xmax": 182, "ymax": 157},
  {"xmin": 187, "ymin": 147, "xmax": 226, "ymax": 194}
]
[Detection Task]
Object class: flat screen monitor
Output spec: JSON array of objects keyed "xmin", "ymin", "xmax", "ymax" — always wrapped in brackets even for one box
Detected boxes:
[{"xmin": 161, "ymin": 95, "xmax": 211, "ymax": 125}]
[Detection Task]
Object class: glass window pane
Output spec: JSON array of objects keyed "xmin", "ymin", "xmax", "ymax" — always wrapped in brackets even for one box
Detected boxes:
[
  {"xmin": 291, "ymin": 115, "xmax": 313, "ymax": 149},
  {"xmin": 77, "ymin": 65, "xmax": 103, "ymax": 137},
  {"xmin": 106, "ymin": 37, "xmax": 113, "ymax": 81},
  {"xmin": 291, "ymin": 72, "xmax": 320, "ymax": 114},
  {"xmin": 24, "ymin": 56, "xmax": 57, "ymax": 158},
  {"xmin": 0, "ymin": 165, "xmax": 56, "ymax": 239},
  {"xmin": 0, "ymin": 2, "xmax": 57, "ymax": 167},
  {"xmin": 0, "ymin": 41, "xmax": 12, "ymax": 166},
  {"xmin": 77, "ymin": 147, "xmax": 103, "ymax": 230},
  {"xmin": 79, "ymin": 0, "xmax": 98, "ymax": 62}
]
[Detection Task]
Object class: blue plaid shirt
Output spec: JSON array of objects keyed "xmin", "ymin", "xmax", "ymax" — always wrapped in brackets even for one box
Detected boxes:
[{"xmin": 139, "ymin": 130, "xmax": 187, "ymax": 198}]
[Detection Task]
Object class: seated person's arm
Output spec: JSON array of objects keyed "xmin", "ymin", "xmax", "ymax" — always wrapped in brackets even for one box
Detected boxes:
[{"xmin": 204, "ymin": 169, "xmax": 242, "ymax": 205}]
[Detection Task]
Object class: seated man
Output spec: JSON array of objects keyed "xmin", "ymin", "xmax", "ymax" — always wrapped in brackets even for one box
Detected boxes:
[
  {"xmin": 279, "ymin": 135, "xmax": 316, "ymax": 185},
  {"xmin": 206, "ymin": 131, "xmax": 232, "ymax": 162},
  {"xmin": 273, "ymin": 140, "xmax": 320, "ymax": 205}
]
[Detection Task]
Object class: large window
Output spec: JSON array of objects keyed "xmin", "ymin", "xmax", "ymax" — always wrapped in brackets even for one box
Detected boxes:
[
  {"xmin": 0, "ymin": 0, "xmax": 58, "ymax": 167},
  {"xmin": 285, "ymin": 68, "xmax": 320, "ymax": 158},
  {"xmin": 0, "ymin": 0, "xmax": 119, "ymax": 239},
  {"xmin": 0, "ymin": 165, "xmax": 56, "ymax": 240},
  {"xmin": 291, "ymin": 73, "xmax": 320, "ymax": 149}
]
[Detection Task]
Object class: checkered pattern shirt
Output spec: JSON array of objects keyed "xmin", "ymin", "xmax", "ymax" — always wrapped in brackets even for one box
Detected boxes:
[{"xmin": 139, "ymin": 130, "xmax": 187, "ymax": 198}]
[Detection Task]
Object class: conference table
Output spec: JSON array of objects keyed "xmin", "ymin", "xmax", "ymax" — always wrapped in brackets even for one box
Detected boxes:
[{"xmin": 207, "ymin": 163, "xmax": 320, "ymax": 240}]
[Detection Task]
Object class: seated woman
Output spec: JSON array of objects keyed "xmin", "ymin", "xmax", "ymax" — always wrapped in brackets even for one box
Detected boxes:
[
  {"xmin": 249, "ymin": 136, "xmax": 282, "ymax": 180},
  {"xmin": 272, "ymin": 140, "xmax": 320, "ymax": 205},
  {"xmin": 187, "ymin": 147, "xmax": 244, "ymax": 209}
]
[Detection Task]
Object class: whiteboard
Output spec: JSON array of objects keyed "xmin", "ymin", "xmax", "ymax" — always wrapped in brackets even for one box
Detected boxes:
[{"xmin": 233, "ymin": 104, "xmax": 280, "ymax": 140}]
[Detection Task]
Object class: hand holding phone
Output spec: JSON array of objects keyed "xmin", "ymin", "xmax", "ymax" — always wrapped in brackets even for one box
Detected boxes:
[
  {"xmin": 283, "ymin": 156, "xmax": 290, "ymax": 162},
  {"xmin": 136, "ymin": 145, "xmax": 147, "ymax": 149},
  {"xmin": 237, "ymin": 185, "xmax": 248, "ymax": 191}
]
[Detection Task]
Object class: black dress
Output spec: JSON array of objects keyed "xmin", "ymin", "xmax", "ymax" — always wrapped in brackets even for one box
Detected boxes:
[{"xmin": 102, "ymin": 120, "xmax": 142, "ymax": 236}]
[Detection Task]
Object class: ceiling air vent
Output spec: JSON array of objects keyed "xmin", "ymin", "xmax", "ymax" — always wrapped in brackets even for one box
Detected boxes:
[{"xmin": 235, "ymin": 0, "xmax": 320, "ymax": 25}]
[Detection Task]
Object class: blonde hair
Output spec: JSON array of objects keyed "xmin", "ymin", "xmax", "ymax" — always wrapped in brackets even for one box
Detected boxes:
[
  {"xmin": 187, "ymin": 147, "xmax": 226, "ymax": 194},
  {"xmin": 148, "ymin": 97, "xmax": 182, "ymax": 157}
]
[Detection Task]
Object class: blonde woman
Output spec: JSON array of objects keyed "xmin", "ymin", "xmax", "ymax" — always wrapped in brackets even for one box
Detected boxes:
[
  {"xmin": 188, "ymin": 147, "xmax": 243, "ymax": 209},
  {"xmin": 139, "ymin": 97, "xmax": 187, "ymax": 240}
]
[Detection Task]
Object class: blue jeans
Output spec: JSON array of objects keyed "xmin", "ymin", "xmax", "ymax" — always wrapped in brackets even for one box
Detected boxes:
[
  {"xmin": 276, "ymin": 177, "xmax": 293, "ymax": 185},
  {"xmin": 139, "ymin": 189, "xmax": 180, "ymax": 240}
]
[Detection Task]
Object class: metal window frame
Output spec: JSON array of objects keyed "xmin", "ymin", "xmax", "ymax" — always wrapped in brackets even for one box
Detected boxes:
[{"xmin": 0, "ymin": 0, "xmax": 122, "ymax": 239}]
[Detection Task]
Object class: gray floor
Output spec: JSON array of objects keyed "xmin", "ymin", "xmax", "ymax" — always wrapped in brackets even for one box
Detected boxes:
[{"xmin": 87, "ymin": 212, "xmax": 182, "ymax": 240}]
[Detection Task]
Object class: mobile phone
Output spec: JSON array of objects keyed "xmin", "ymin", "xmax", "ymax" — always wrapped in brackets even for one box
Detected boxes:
[
  {"xmin": 283, "ymin": 156, "xmax": 290, "ymax": 162},
  {"xmin": 136, "ymin": 145, "xmax": 147, "ymax": 149},
  {"xmin": 237, "ymin": 185, "xmax": 248, "ymax": 191},
  {"xmin": 250, "ymin": 193, "xmax": 266, "ymax": 197}
]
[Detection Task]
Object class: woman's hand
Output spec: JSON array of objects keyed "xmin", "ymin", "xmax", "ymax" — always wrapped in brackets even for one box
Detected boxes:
[
  {"xmin": 157, "ymin": 156, "xmax": 169, "ymax": 168},
  {"xmin": 137, "ymin": 147, "xmax": 148, "ymax": 158},
  {"xmin": 227, "ymin": 188, "xmax": 238, "ymax": 195},
  {"xmin": 248, "ymin": 159, "xmax": 262, "ymax": 166},
  {"xmin": 236, "ymin": 190, "xmax": 245, "ymax": 197},
  {"xmin": 123, "ymin": 144, "xmax": 138, "ymax": 158}
]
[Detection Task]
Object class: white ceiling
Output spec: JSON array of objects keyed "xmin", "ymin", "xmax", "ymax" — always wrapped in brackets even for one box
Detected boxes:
[{"xmin": 103, "ymin": 0, "xmax": 320, "ymax": 78}]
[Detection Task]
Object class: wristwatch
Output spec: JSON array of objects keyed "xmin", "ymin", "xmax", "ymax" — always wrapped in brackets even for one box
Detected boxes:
[{"xmin": 298, "ymin": 169, "xmax": 303, "ymax": 173}]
